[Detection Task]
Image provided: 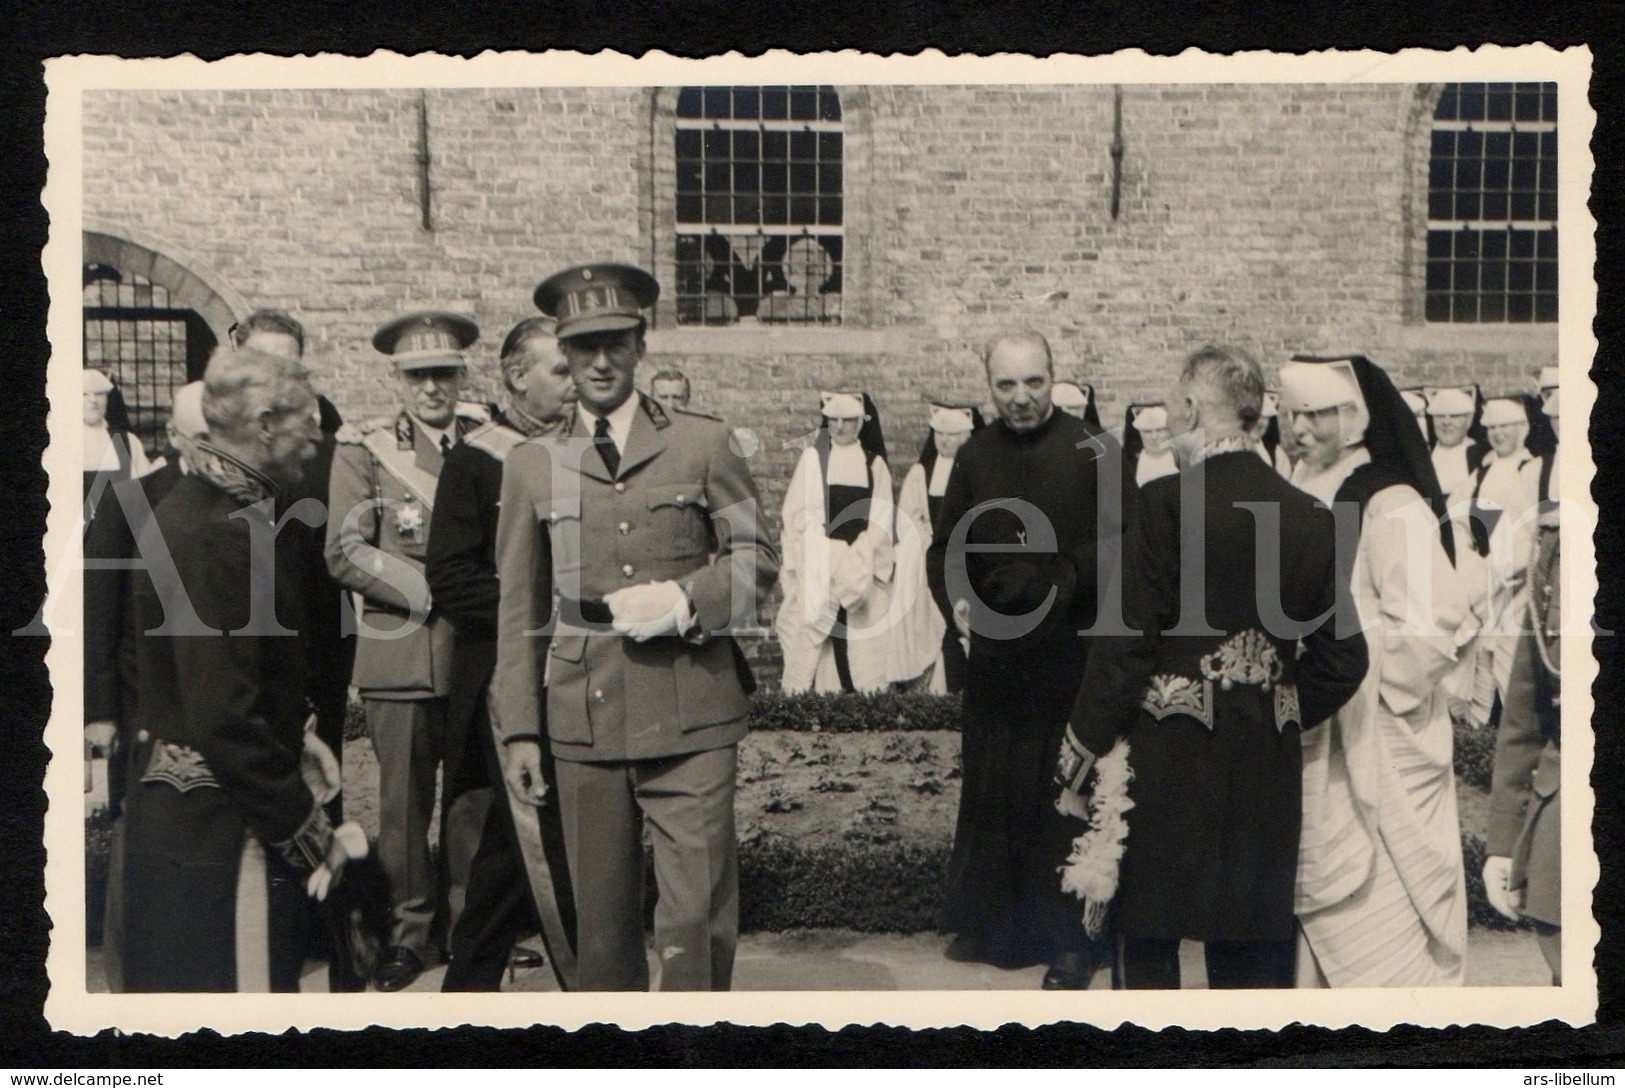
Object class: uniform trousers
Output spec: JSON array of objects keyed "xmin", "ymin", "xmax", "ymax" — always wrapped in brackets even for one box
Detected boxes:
[
  {"xmin": 554, "ymin": 745, "xmax": 738, "ymax": 991},
  {"xmin": 442, "ymin": 698, "xmax": 573, "ymax": 991},
  {"xmin": 364, "ymin": 695, "xmax": 447, "ymax": 957}
]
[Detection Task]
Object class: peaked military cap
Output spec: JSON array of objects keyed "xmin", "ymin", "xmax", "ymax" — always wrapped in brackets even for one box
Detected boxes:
[
  {"xmin": 533, "ymin": 263, "xmax": 660, "ymax": 340},
  {"xmin": 373, "ymin": 311, "xmax": 479, "ymax": 371}
]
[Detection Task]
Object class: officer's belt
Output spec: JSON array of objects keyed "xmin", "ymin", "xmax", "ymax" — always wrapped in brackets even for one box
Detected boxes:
[{"xmin": 554, "ymin": 596, "xmax": 615, "ymax": 628}]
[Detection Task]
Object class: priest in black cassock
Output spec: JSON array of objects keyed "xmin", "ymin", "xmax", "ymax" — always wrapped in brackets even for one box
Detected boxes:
[{"xmin": 926, "ymin": 329, "xmax": 1136, "ymax": 989}]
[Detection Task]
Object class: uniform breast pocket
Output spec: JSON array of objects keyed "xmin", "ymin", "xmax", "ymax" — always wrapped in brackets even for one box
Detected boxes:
[
  {"xmin": 646, "ymin": 482, "xmax": 710, "ymax": 559},
  {"xmin": 543, "ymin": 507, "xmax": 584, "ymax": 584}
]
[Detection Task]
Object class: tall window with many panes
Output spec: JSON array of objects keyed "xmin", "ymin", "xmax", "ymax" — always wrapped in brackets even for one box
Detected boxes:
[
  {"xmin": 674, "ymin": 86, "xmax": 843, "ymax": 325},
  {"xmin": 1426, "ymin": 82, "xmax": 1557, "ymax": 323}
]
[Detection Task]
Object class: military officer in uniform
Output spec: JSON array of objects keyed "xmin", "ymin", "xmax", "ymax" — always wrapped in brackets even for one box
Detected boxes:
[
  {"xmin": 324, "ymin": 310, "xmax": 487, "ymax": 990},
  {"xmin": 1483, "ymin": 367, "xmax": 1563, "ymax": 983},
  {"xmin": 492, "ymin": 264, "xmax": 779, "ymax": 991}
]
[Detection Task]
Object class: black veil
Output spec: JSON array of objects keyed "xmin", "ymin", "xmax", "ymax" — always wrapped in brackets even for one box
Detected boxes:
[{"xmin": 1292, "ymin": 354, "xmax": 1456, "ymax": 566}]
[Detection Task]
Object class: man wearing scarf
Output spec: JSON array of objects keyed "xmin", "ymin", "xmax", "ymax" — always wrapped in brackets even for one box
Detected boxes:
[
  {"xmin": 1058, "ymin": 345, "xmax": 1367, "ymax": 989},
  {"xmin": 1286, "ymin": 355, "xmax": 1475, "ymax": 987},
  {"xmin": 927, "ymin": 329, "xmax": 1135, "ymax": 989},
  {"xmin": 122, "ymin": 348, "xmax": 366, "ymax": 991},
  {"xmin": 427, "ymin": 317, "xmax": 579, "ymax": 991}
]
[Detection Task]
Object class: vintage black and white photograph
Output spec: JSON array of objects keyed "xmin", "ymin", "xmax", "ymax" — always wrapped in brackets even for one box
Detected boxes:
[{"xmin": 38, "ymin": 47, "xmax": 1597, "ymax": 1034}]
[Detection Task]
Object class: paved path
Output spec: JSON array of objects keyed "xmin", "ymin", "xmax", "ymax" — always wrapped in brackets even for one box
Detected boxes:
[
  {"xmin": 280, "ymin": 928, "xmax": 1550, "ymax": 993},
  {"xmin": 85, "ymin": 927, "xmax": 1551, "ymax": 993}
]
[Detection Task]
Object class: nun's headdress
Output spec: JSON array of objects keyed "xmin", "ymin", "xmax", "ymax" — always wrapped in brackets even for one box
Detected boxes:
[
  {"xmin": 917, "ymin": 399, "xmax": 986, "ymax": 473},
  {"xmin": 1121, "ymin": 402, "xmax": 1169, "ymax": 465},
  {"xmin": 1285, "ymin": 354, "xmax": 1455, "ymax": 565},
  {"xmin": 819, "ymin": 390, "xmax": 887, "ymax": 462},
  {"xmin": 1051, "ymin": 380, "xmax": 1102, "ymax": 426}
]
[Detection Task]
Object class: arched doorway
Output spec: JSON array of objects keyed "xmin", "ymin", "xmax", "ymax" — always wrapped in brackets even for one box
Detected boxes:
[{"xmin": 81, "ymin": 224, "xmax": 246, "ymax": 456}]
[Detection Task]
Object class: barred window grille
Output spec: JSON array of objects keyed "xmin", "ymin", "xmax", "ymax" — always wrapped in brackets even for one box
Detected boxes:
[
  {"xmin": 83, "ymin": 266, "xmax": 217, "ymax": 455},
  {"xmin": 1426, "ymin": 82, "xmax": 1558, "ymax": 323},
  {"xmin": 674, "ymin": 86, "xmax": 843, "ymax": 325}
]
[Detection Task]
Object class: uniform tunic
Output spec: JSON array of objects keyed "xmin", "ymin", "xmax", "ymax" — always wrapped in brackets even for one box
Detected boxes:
[
  {"xmin": 1070, "ymin": 448, "xmax": 1368, "ymax": 943},
  {"xmin": 925, "ymin": 408, "xmax": 1134, "ymax": 966},
  {"xmin": 1487, "ymin": 455, "xmax": 1560, "ymax": 927},
  {"xmin": 492, "ymin": 396, "xmax": 778, "ymax": 991}
]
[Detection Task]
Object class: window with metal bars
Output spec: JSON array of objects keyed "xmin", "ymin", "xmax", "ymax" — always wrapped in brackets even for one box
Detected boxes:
[
  {"xmin": 1425, "ymin": 82, "xmax": 1558, "ymax": 323},
  {"xmin": 83, "ymin": 267, "xmax": 217, "ymax": 455},
  {"xmin": 674, "ymin": 86, "xmax": 843, "ymax": 325}
]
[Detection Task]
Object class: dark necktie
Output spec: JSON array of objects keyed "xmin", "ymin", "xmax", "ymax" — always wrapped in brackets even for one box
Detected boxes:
[
  {"xmin": 594, "ymin": 416, "xmax": 620, "ymax": 477},
  {"xmin": 440, "ymin": 433, "xmax": 453, "ymax": 457}
]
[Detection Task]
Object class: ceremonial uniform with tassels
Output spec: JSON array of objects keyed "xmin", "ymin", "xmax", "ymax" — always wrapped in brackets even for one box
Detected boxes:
[
  {"xmin": 1062, "ymin": 436, "xmax": 1367, "ymax": 988},
  {"xmin": 123, "ymin": 444, "xmax": 335, "ymax": 992},
  {"xmin": 324, "ymin": 311, "xmax": 488, "ymax": 975}
]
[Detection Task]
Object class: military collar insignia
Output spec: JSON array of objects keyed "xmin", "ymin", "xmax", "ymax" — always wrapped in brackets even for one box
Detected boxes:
[
  {"xmin": 639, "ymin": 392, "xmax": 673, "ymax": 431},
  {"xmin": 395, "ymin": 410, "xmax": 416, "ymax": 451}
]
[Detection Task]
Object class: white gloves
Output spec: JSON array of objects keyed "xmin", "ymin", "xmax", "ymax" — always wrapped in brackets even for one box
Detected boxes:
[
  {"xmin": 85, "ymin": 720, "xmax": 117, "ymax": 754},
  {"xmin": 605, "ymin": 580, "xmax": 694, "ymax": 641},
  {"xmin": 306, "ymin": 820, "xmax": 368, "ymax": 901},
  {"xmin": 1482, "ymin": 854, "xmax": 1520, "ymax": 921}
]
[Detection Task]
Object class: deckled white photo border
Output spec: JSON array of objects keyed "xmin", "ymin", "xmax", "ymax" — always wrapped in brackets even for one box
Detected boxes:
[{"xmin": 38, "ymin": 45, "xmax": 1600, "ymax": 1036}]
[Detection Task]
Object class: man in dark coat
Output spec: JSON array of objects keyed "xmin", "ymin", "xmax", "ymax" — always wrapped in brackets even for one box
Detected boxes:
[
  {"xmin": 428, "ymin": 316, "xmax": 578, "ymax": 991},
  {"xmin": 230, "ymin": 309, "xmax": 354, "ymax": 828},
  {"xmin": 83, "ymin": 381, "xmax": 208, "ymax": 992},
  {"xmin": 1058, "ymin": 344, "xmax": 1368, "ymax": 989},
  {"xmin": 925, "ymin": 329, "xmax": 1137, "ymax": 989},
  {"xmin": 122, "ymin": 347, "xmax": 366, "ymax": 991}
]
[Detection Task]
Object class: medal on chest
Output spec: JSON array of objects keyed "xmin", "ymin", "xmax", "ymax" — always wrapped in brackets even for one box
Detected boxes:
[{"xmin": 395, "ymin": 496, "xmax": 426, "ymax": 541}]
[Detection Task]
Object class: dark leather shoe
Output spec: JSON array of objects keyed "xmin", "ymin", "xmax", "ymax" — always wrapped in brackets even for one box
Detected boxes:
[
  {"xmin": 374, "ymin": 946, "xmax": 426, "ymax": 992},
  {"xmin": 1041, "ymin": 951, "xmax": 1091, "ymax": 990}
]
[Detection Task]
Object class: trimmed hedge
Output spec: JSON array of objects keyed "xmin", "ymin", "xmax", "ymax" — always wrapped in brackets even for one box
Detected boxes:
[{"xmin": 740, "ymin": 838, "xmax": 953, "ymax": 933}]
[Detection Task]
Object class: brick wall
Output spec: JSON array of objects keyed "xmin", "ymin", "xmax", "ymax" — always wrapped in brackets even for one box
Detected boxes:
[{"xmin": 81, "ymin": 83, "xmax": 1561, "ymax": 683}]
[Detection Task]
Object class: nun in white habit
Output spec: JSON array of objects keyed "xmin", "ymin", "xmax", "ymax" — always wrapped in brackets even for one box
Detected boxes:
[
  {"xmin": 777, "ymin": 391, "xmax": 900, "ymax": 693},
  {"xmin": 892, "ymin": 402, "xmax": 983, "ymax": 693},
  {"xmin": 1285, "ymin": 356, "xmax": 1474, "ymax": 988}
]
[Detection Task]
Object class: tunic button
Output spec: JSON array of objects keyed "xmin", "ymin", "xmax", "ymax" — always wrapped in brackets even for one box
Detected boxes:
[
  {"xmin": 593, "ymin": 689, "xmax": 603, "ymax": 701},
  {"xmin": 614, "ymin": 481, "xmax": 626, "ymax": 493},
  {"xmin": 618, "ymin": 521, "xmax": 630, "ymax": 534},
  {"xmin": 676, "ymin": 494, "xmax": 686, "ymax": 503},
  {"xmin": 622, "ymin": 564, "xmax": 635, "ymax": 577}
]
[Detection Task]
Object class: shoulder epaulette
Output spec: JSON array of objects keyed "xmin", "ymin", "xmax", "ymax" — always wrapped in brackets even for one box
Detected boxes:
[
  {"xmin": 673, "ymin": 405, "xmax": 724, "ymax": 423},
  {"xmin": 463, "ymin": 421, "xmax": 527, "ymax": 463}
]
